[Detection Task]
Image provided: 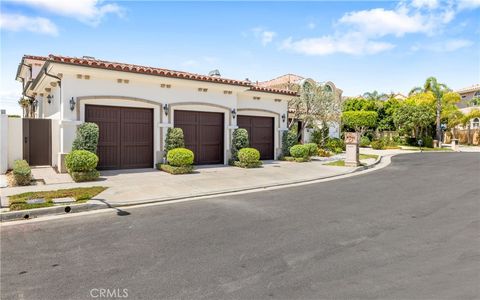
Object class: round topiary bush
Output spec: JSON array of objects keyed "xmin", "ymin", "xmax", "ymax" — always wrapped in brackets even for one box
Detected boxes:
[
  {"xmin": 238, "ymin": 147, "xmax": 260, "ymax": 164},
  {"xmin": 65, "ymin": 150, "xmax": 99, "ymax": 172},
  {"xmin": 290, "ymin": 144, "xmax": 309, "ymax": 158},
  {"xmin": 304, "ymin": 143, "xmax": 318, "ymax": 156},
  {"xmin": 167, "ymin": 148, "xmax": 194, "ymax": 166},
  {"xmin": 360, "ymin": 136, "xmax": 371, "ymax": 147}
]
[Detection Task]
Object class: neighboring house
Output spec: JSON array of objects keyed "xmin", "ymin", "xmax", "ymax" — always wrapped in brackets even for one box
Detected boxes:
[
  {"xmin": 455, "ymin": 84, "xmax": 480, "ymax": 108},
  {"xmin": 14, "ymin": 54, "xmax": 295, "ymax": 172},
  {"xmin": 459, "ymin": 107, "xmax": 480, "ymax": 129},
  {"xmin": 258, "ymin": 74, "xmax": 343, "ymax": 139}
]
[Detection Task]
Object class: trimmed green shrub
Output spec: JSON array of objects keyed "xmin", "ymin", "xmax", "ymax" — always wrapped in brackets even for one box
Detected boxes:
[
  {"xmin": 281, "ymin": 130, "xmax": 298, "ymax": 157},
  {"xmin": 157, "ymin": 164, "xmax": 194, "ymax": 175},
  {"xmin": 165, "ymin": 128, "xmax": 185, "ymax": 152},
  {"xmin": 371, "ymin": 140, "xmax": 385, "ymax": 150},
  {"xmin": 70, "ymin": 170, "xmax": 100, "ymax": 182},
  {"xmin": 290, "ymin": 144, "xmax": 309, "ymax": 159},
  {"xmin": 233, "ymin": 147, "xmax": 261, "ymax": 168},
  {"xmin": 65, "ymin": 150, "xmax": 98, "ymax": 172},
  {"xmin": 167, "ymin": 148, "xmax": 194, "ymax": 167},
  {"xmin": 72, "ymin": 123, "xmax": 99, "ymax": 153},
  {"xmin": 12, "ymin": 160, "xmax": 31, "ymax": 186},
  {"xmin": 231, "ymin": 128, "xmax": 249, "ymax": 162},
  {"xmin": 325, "ymin": 138, "xmax": 345, "ymax": 153},
  {"xmin": 304, "ymin": 143, "xmax": 318, "ymax": 156},
  {"xmin": 360, "ymin": 136, "xmax": 371, "ymax": 147}
]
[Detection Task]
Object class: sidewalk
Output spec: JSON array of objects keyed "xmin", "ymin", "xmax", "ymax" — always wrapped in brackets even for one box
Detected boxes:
[{"xmin": 1, "ymin": 157, "xmax": 381, "ymax": 209}]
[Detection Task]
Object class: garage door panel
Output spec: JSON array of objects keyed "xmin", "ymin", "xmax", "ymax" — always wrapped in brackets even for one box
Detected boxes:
[
  {"xmin": 85, "ymin": 105, "xmax": 153, "ymax": 170},
  {"xmin": 174, "ymin": 110, "xmax": 223, "ymax": 164},
  {"xmin": 237, "ymin": 115, "xmax": 274, "ymax": 160}
]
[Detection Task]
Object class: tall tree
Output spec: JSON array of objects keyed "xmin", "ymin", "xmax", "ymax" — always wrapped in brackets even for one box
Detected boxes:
[
  {"xmin": 288, "ymin": 79, "xmax": 339, "ymax": 139},
  {"xmin": 409, "ymin": 77, "xmax": 451, "ymax": 143},
  {"xmin": 362, "ymin": 90, "xmax": 388, "ymax": 101}
]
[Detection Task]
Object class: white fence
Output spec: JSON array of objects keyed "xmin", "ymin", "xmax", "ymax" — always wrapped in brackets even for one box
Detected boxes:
[{"xmin": 0, "ymin": 111, "xmax": 23, "ymax": 174}]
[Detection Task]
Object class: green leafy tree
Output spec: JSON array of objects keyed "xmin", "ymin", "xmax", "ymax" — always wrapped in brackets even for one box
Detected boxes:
[
  {"xmin": 342, "ymin": 97, "xmax": 377, "ymax": 112},
  {"xmin": 393, "ymin": 103, "xmax": 435, "ymax": 138},
  {"xmin": 409, "ymin": 77, "xmax": 451, "ymax": 142},
  {"xmin": 341, "ymin": 111, "xmax": 378, "ymax": 136},
  {"xmin": 288, "ymin": 79, "xmax": 339, "ymax": 140}
]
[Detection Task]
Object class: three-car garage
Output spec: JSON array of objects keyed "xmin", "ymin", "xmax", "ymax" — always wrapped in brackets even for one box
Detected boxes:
[{"xmin": 85, "ymin": 105, "xmax": 276, "ymax": 170}]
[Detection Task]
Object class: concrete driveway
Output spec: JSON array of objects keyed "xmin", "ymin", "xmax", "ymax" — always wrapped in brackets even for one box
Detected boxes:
[{"xmin": 1, "ymin": 152, "xmax": 479, "ymax": 299}]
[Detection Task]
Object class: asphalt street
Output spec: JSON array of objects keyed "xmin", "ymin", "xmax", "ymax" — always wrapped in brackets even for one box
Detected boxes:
[{"xmin": 1, "ymin": 153, "xmax": 479, "ymax": 300}]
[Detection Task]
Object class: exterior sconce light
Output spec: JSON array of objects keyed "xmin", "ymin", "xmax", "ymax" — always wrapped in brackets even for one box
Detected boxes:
[
  {"xmin": 69, "ymin": 97, "xmax": 76, "ymax": 111},
  {"xmin": 163, "ymin": 104, "xmax": 169, "ymax": 116},
  {"xmin": 281, "ymin": 113, "xmax": 286, "ymax": 123},
  {"xmin": 231, "ymin": 108, "xmax": 237, "ymax": 119},
  {"xmin": 47, "ymin": 94, "xmax": 53, "ymax": 104}
]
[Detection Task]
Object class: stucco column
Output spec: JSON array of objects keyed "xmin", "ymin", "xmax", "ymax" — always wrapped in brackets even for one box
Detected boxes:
[{"xmin": 0, "ymin": 110, "xmax": 8, "ymax": 174}]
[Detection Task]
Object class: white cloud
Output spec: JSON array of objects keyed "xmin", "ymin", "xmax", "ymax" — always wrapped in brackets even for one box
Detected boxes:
[
  {"xmin": 11, "ymin": 0, "xmax": 124, "ymax": 26},
  {"xmin": 252, "ymin": 27, "xmax": 276, "ymax": 46},
  {"xmin": 281, "ymin": 33, "xmax": 395, "ymax": 56},
  {"xmin": 411, "ymin": 38, "xmax": 474, "ymax": 52},
  {"xmin": 411, "ymin": 0, "xmax": 439, "ymax": 9},
  {"xmin": 457, "ymin": 0, "xmax": 480, "ymax": 10},
  {"xmin": 0, "ymin": 13, "xmax": 58, "ymax": 35},
  {"xmin": 279, "ymin": 1, "xmax": 473, "ymax": 56},
  {"xmin": 307, "ymin": 22, "xmax": 316, "ymax": 30},
  {"xmin": 339, "ymin": 8, "xmax": 427, "ymax": 37}
]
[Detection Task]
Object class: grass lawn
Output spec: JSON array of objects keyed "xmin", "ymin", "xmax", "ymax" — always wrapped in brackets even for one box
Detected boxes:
[
  {"xmin": 8, "ymin": 187, "xmax": 107, "ymax": 211},
  {"xmin": 359, "ymin": 154, "xmax": 379, "ymax": 160},
  {"xmin": 325, "ymin": 160, "xmax": 346, "ymax": 166},
  {"xmin": 325, "ymin": 154, "xmax": 377, "ymax": 167}
]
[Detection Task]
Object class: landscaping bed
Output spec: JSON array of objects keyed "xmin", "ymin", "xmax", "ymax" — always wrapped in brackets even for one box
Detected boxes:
[{"xmin": 8, "ymin": 187, "xmax": 107, "ymax": 211}]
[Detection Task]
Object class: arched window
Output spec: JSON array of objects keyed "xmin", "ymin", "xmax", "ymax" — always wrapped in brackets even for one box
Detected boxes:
[
  {"xmin": 324, "ymin": 85, "xmax": 333, "ymax": 92},
  {"xmin": 473, "ymin": 118, "xmax": 480, "ymax": 128}
]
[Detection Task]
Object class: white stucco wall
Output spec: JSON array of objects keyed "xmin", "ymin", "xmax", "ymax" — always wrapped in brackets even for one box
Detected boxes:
[
  {"xmin": 7, "ymin": 118, "xmax": 23, "ymax": 169},
  {"xmin": 30, "ymin": 63, "xmax": 291, "ymax": 169}
]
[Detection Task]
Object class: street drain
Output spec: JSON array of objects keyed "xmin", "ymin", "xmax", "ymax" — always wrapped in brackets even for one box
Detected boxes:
[{"xmin": 64, "ymin": 206, "xmax": 71, "ymax": 213}]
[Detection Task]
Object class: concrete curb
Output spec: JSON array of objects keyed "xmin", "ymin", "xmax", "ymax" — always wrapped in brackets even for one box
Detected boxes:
[{"xmin": 1, "ymin": 156, "xmax": 384, "ymax": 222}]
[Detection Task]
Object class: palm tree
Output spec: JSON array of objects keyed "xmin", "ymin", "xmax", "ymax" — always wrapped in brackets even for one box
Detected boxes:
[
  {"xmin": 18, "ymin": 97, "xmax": 30, "ymax": 118},
  {"xmin": 409, "ymin": 77, "xmax": 451, "ymax": 144},
  {"xmin": 362, "ymin": 91, "xmax": 388, "ymax": 101}
]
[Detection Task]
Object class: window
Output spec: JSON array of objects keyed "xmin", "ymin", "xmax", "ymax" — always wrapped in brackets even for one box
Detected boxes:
[
  {"xmin": 474, "ymin": 91, "xmax": 480, "ymax": 97},
  {"xmin": 473, "ymin": 118, "xmax": 480, "ymax": 128}
]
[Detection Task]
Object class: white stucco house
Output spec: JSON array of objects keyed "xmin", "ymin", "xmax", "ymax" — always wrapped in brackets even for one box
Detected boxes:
[{"xmin": 13, "ymin": 54, "xmax": 295, "ymax": 172}]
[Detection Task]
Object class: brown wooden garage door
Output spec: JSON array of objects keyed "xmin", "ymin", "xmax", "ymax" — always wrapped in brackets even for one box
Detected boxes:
[
  {"xmin": 85, "ymin": 105, "xmax": 153, "ymax": 170},
  {"xmin": 237, "ymin": 115, "xmax": 274, "ymax": 160},
  {"xmin": 174, "ymin": 110, "xmax": 224, "ymax": 164}
]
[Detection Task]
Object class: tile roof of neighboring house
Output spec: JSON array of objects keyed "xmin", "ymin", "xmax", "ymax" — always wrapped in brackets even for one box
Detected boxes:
[
  {"xmin": 455, "ymin": 84, "xmax": 480, "ymax": 94},
  {"xmin": 19, "ymin": 54, "xmax": 296, "ymax": 96},
  {"xmin": 258, "ymin": 74, "xmax": 305, "ymax": 89}
]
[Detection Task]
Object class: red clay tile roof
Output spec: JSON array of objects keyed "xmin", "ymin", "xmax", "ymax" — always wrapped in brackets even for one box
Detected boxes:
[{"xmin": 22, "ymin": 54, "xmax": 296, "ymax": 95}]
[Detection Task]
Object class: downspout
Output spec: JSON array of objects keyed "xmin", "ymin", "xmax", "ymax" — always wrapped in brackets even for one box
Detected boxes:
[{"xmin": 44, "ymin": 67, "xmax": 64, "ymax": 155}]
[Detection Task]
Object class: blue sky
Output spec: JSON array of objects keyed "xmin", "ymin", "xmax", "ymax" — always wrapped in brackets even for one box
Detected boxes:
[{"xmin": 1, "ymin": 0, "xmax": 479, "ymax": 115}]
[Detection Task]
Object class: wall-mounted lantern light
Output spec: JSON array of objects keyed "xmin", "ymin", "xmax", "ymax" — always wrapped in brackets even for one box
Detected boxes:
[
  {"xmin": 163, "ymin": 104, "xmax": 169, "ymax": 116},
  {"xmin": 47, "ymin": 94, "xmax": 53, "ymax": 104},
  {"xmin": 69, "ymin": 97, "xmax": 76, "ymax": 111},
  {"xmin": 231, "ymin": 108, "xmax": 237, "ymax": 119},
  {"xmin": 281, "ymin": 113, "xmax": 286, "ymax": 123}
]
